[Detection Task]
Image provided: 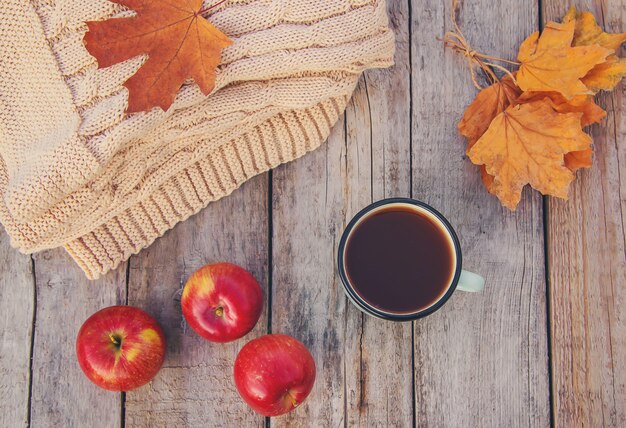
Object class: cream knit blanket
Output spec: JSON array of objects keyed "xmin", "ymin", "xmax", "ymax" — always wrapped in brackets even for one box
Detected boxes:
[{"xmin": 0, "ymin": 0, "xmax": 394, "ymax": 279}]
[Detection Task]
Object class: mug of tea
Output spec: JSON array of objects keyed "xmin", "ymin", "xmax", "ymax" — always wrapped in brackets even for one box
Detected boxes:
[{"xmin": 337, "ymin": 198, "xmax": 484, "ymax": 321}]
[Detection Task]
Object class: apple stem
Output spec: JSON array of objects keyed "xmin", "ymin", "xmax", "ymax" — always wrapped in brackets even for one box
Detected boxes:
[
  {"xmin": 287, "ymin": 392, "xmax": 298, "ymax": 408},
  {"xmin": 215, "ymin": 307, "xmax": 224, "ymax": 317},
  {"xmin": 109, "ymin": 333, "xmax": 122, "ymax": 348}
]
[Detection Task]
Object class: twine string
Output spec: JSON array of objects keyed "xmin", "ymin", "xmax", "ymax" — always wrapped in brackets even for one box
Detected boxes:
[{"xmin": 443, "ymin": 0, "xmax": 520, "ymax": 89}]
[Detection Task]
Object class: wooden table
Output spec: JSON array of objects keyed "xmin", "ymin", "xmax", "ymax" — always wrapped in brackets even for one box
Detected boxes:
[{"xmin": 1, "ymin": 1, "xmax": 624, "ymax": 427}]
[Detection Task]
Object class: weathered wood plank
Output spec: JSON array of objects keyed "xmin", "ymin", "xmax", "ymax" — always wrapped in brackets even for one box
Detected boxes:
[
  {"xmin": 271, "ymin": 1, "xmax": 413, "ymax": 425},
  {"xmin": 270, "ymin": 111, "xmax": 349, "ymax": 427},
  {"xmin": 344, "ymin": 0, "xmax": 414, "ymax": 426},
  {"xmin": 410, "ymin": 1, "xmax": 550, "ymax": 426},
  {"xmin": 125, "ymin": 176, "xmax": 267, "ymax": 428},
  {"xmin": 0, "ymin": 231, "xmax": 35, "ymax": 428},
  {"xmin": 30, "ymin": 250, "xmax": 125, "ymax": 427},
  {"xmin": 542, "ymin": 1, "xmax": 626, "ymax": 426}
]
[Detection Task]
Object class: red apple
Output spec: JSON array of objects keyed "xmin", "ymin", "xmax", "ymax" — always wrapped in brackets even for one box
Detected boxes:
[
  {"xmin": 182, "ymin": 263, "xmax": 263, "ymax": 343},
  {"xmin": 234, "ymin": 334, "xmax": 316, "ymax": 416},
  {"xmin": 76, "ymin": 306, "xmax": 166, "ymax": 391}
]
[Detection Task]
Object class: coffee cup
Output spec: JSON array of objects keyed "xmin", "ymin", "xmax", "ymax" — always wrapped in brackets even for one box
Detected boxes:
[{"xmin": 337, "ymin": 198, "xmax": 484, "ymax": 321}]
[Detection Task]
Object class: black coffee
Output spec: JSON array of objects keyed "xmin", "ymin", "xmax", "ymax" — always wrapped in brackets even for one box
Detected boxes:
[{"xmin": 344, "ymin": 206, "xmax": 455, "ymax": 314}]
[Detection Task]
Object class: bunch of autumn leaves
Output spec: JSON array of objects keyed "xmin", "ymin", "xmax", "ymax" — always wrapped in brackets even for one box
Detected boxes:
[{"xmin": 458, "ymin": 8, "xmax": 626, "ymax": 210}]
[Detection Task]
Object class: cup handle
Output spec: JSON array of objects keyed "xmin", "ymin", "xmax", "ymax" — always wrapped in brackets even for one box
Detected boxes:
[{"xmin": 456, "ymin": 270, "xmax": 485, "ymax": 292}]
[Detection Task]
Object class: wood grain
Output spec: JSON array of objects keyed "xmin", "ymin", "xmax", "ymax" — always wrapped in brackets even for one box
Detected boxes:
[
  {"xmin": 0, "ymin": 231, "xmax": 34, "ymax": 428},
  {"xmin": 270, "ymin": 0, "xmax": 413, "ymax": 425},
  {"xmin": 29, "ymin": 249, "xmax": 125, "ymax": 427},
  {"xmin": 270, "ymin": 109, "xmax": 350, "ymax": 427},
  {"xmin": 542, "ymin": 1, "xmax": 626, "ymax": 426},
  {"xmin": 344, "ymin": 0, "xmax": 414, "ymax": 426},
  {"xmin": 124, "ymin": 175, "xmax": 267, "ymax": 428},
  {"xmin": 410, "ymin": 1, "xmax": 550, "ymax": 426}
]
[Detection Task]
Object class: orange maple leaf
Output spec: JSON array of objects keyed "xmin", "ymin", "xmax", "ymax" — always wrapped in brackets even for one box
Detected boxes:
[
  {"xmin": 84, "ymin": 0, "xmax": 232, "ymax": 113},
  {"xmin": 517, "ymin": 19, "xmax": 612, "ymax": 99},
  {"xmin": 467, "ymin": 99, "xmax": 592, "ymax": 210},
  {"xmin": 458, "ymin": 75, "xmax": 521, "ymax": 150},
  {"xmin": 458, "ymin": 76, "xmax": 520, "ymax": 190},
  {"xmin": 563, "ymin": 149, "xmax": 593, "ymax": 173},
  {"xmin": 459, "ymin": 76, "xmax": 603, "ymax": 191}
]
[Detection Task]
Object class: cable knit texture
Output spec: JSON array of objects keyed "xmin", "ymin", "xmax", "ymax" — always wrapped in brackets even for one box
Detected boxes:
[{"xmin": 0, "ymin": 0, "xmax": 395, "ymax": 279}]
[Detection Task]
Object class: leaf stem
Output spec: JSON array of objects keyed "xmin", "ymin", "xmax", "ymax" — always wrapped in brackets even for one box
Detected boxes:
[
  {"xmin": 443, "ymin": 0, "xmax": 520, "ymax": 89},
  {"xmin": 198, "ymin": 0, "xmax": 228, "ymax": 17}
]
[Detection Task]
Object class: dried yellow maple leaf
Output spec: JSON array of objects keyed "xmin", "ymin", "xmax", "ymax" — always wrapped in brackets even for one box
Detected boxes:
[
  {"xmin": 448, "ymin": 6, "xmax": 624, "ymax": 209},
  {"xmin": 468, "ymin": 99, "xmax": 592, "ymax": 210},
  {"xmin": 517, "ymin": 92, "xmax": 606, "ymax": 127},
  {"xmin": 582, "ymin": 55, "xmax": 626, "ymax": 93},
  {"xmin": 460, "ymin": 80, "xmax": 602, "ymax": 191},
  {"xmin": 516, "ymin": 92, "xmax": 604, "ymax": 172},
  {"xmin": 517, "ymin": 19, "xmax": 612, "ymax": 99},
  {"xmin": 563, "ymin": 6, "xmax": 626, "ymax": 50},
  {"xmin": 561, "ymin": 7, "xmax": 626, "ymax": 93}
]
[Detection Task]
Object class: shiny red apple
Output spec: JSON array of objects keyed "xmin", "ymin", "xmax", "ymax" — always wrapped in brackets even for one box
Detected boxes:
[
  {"xmin": 76, "ymin": 306, "xmax": 166, "ymax": 391},
  {"xmin": 182, "ymin": 262, "xmax": 263, "ymax": 343},
  {"xmin": 234, "ymin": 334, "xmax": 316, "ymax": 416}
]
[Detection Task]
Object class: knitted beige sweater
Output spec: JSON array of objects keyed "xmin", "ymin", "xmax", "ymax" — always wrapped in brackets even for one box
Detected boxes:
[{"xmin": 0, "ymin": 0, "xmax": 394, "ymax": 279}]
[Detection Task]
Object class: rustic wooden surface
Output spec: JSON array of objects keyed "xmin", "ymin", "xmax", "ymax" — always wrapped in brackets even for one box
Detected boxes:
[
  {"xmin": 0, "ymin": 232, "xmax": 34, "ymax": 427},
  {"xmin": 411, "ymin": 1, "xmax": 550, "ymax": 427},
  {"xmin": 124, "ymin": 174, "xmax": 268, "ymax": 428},
  {"xmin": 29, "ymin": 251, "xmax": 125, "ymax": 427},
  {"xmin": 543, "ymin": 1, "xmax": 626, "ymax": 427},
  {"xmin": 0, "ymin": 0, "xmax": 624, "ymax": 427}
]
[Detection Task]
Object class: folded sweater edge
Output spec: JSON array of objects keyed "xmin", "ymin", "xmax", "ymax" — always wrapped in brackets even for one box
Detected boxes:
[{"xmin": 64, "ymin": 95, "xmax": 351, "ymax": 279}]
